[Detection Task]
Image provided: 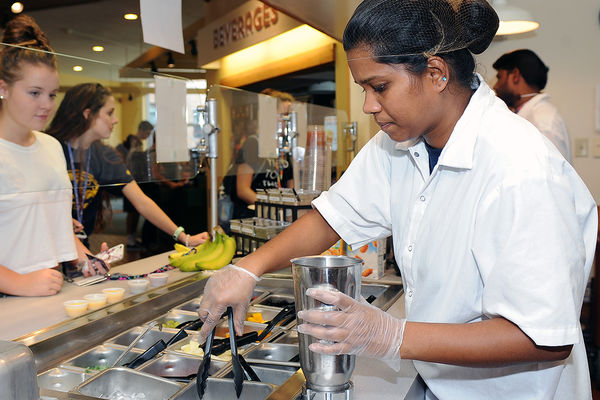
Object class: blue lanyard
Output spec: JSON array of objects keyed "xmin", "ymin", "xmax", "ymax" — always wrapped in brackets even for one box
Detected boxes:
[{"xmin": 67, "ymin": 143, "xmax": 91, "ymax": 225}]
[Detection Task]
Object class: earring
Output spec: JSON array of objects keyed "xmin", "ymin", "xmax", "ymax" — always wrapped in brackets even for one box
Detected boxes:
[
  {"xmin": 442, "ymin": 77, "xmax": 447, "ymax": 82},
  {"xmin": 0, "ymin": 95, "xmax": 3, "ymax": 100}
]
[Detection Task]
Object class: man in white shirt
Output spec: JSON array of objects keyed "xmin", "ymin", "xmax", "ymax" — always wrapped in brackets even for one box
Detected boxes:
[{"xmin": 493, "ymin": 49, "xmax": 572, "ymax": 163}]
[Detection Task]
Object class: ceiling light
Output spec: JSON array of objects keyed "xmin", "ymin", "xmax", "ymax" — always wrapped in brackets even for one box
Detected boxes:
[
  {"xmin": 92, "ymin": 45, "xmax": 104, "ymax": 52},
  {"xmin": 123, "ymin": 13, "xmax": 138, "ymax": 21},
  {"xmin": 11, "ymin": 2, "xmax": 23, "ymax": 14},
  {"xmin": 492, "ymin": 0, "xmax": 540, "ymax": 35},
  {"xmin": 167, "ymin": 52, "xmax": 175, "ymax": 68},
  {"xmin": 72, "ymin": 65, "xmax": 83, "ymax": 72}
]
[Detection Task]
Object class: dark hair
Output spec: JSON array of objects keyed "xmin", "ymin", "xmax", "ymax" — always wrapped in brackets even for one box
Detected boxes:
[
  {"xmin": 343, "ymin": 0, "xmax": 499, "ymax": 89},
  {"xmin": 138, "ymin": 120, "xmax": 153, "ymax": 132},
  {"xmin": 0, "ymin": 14, "xmax": 56, "ymax": 85},
  {"xmin": 46, "ymin": 83, "xmax": 112, "ymax": 142},
  {"xmin": 492, "ymin": 49, "xmax": 549, "ymax": 90}
]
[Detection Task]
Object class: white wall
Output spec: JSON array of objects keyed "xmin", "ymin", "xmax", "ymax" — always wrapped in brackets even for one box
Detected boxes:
[{"xmin": 476, "ymin": 0, "xmax": 600, "ymax": 202}]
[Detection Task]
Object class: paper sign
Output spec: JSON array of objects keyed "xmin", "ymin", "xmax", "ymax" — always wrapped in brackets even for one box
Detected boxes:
[
  {"xmin": 140, "ymin": 0, "xmax": 184, "ymax": 53},
  {"xmin": 257, "ymin": 94, "xmax": 279, "ymax": 159},
  {"xmin": 154, "ymin": 76, "xmax": 190, "ymax": 163}
]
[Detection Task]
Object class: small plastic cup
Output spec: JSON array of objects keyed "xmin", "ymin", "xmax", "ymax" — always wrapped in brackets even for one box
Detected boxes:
[
  {"xmin": 127, "ymin": 279, "xmax": 149, "ymax": 294},
  {"xmin": 148, "ymin": 273, "xmax": 168, "ymax": 287},
  {"xmin": 64, "ymin": 300, "xmax": 89, "ymax": 317},
  {"xmin": 83, "ymin": 293, "xmax": 108, "ymax": 310},
  {"xmin": 102, "ymin": 287, "xmax": 125, "ymax": 303}
]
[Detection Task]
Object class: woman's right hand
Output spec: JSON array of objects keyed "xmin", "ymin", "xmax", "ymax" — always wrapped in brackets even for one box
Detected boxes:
[
  {"xmin": 18, "ymin": 268, "xmax": 64, "ymax": 296},
  {"xmin": 197, "ymin": 264, "xmax": 260, "ymax": 342}
]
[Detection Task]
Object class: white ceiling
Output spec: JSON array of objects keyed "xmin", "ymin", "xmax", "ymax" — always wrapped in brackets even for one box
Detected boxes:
[{"xmin": 19, "ymin": 0, "xmax": 205, "ymax": 81}]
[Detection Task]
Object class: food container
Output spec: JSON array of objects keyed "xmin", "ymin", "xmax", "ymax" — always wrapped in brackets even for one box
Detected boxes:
[
  {"xmin": 37, "ymin": 367, "xmax": 88, "ymax": 392},
  {"xmin": 148, "ymin": 273, "xmax": 168, "ymax": 287},
  {"xmin": 127, "ymin": 278, "xmax": 149, "ymax": 294},
  {"xmin": 73, "ymin": 367, "xmax": 182, "ymax": 399},
  {"xmin": 83, "ymin": 294, "xmax": 107, "ymax": 311},
  {"xmin": 63, "ymin": 300, "xmax": 89, "ymax": 317},
  {"xmin": 60, "ymin": 345, "xmax": 142, "ymax": 370},
  {"xmin": 101, "ymin": 287, "xmax": 125, "ymax": 303}
]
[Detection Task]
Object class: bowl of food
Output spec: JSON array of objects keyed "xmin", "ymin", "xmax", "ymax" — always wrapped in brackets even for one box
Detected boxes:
[
  {"xmin": 127, "ymin": 279, "xmax": 149, "ymax": 294},
  {"xmin": 102, "ymin": 287, "xmax": 125, "ymax": 303},
  {"xmin": 64, "ymin": 300, "xmax": 89, "ymax": 317},
  {"xmin": 83, "ymin": 293, "xmax": 107, "ymax": 310},
  {"xmin": 148, "ymin": 273, "xmax": 168, "ymax": 287}
]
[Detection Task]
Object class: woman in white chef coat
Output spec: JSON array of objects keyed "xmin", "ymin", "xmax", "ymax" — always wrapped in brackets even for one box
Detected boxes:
[{"xmin": 195, "ymin": 0, "xmax": 597, "ymax": 398}]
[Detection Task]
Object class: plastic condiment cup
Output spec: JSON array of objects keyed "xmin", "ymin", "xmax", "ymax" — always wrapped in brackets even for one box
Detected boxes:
[
  {"xmin": 83, "ymin": 293, "xmax": 107, "ymax": 310},
  {"xmin": 102, "ymin": 287, "xmax": 125, "ymax": 303},
  {"xmin": 127, "ymin": 279, "xmax": 149, "ymax": 294},
  {"xmin": 64, "ymin": 300, "xmax": 89, "ymax": 317},
  {"xmin": 148, "ymin": 273, "xmax": 168, "ymax": 287}
]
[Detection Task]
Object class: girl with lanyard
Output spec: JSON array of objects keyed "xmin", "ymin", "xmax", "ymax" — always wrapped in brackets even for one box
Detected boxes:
[
  {"xmin": 0, "ymin": 15, "xmax": 107, "ymax": 297},
  {"xmin": 195, "ymin": 0, "xmax": 596, "ymax": 398},
  {"xmin": 46, "ymin": 83, "xmax": 209, "ymax": 250}
]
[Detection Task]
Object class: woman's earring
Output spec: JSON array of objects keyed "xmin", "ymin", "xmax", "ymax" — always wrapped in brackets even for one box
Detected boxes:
[
  {"xmin": 442, "ymin": 77, "xmax": 447, "ymax": 82},
  {"xmin": 0, "ymin": 95, "xmax": 4, "ymax": 100}
]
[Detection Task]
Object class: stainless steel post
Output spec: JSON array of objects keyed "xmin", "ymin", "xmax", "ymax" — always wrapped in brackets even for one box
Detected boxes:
[{"xmin": 204, "ymin": 98, "xmax": 219, "ymax": 230}]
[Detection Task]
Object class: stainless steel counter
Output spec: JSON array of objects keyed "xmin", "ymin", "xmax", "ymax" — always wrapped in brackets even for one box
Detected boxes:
[{"xmin": 0, "ymin": 252, "xmax": 419, "ymax": 399}]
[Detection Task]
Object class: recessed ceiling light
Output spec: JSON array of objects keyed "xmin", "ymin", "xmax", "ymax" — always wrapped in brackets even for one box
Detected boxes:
[
  {"xmin": 73, "ymin": 65, "xmax": 83, "ymax": 72},
  {"xmin": 123, "ymin": 13, "xmax": 138, "ymax": 20},
  {"xmin": 11, "ymin": 2, "xmax": 23, "ymax": 14},
  {"xmin": 92, "ymin": 45, "xmax": 104, "ymax": 52}
]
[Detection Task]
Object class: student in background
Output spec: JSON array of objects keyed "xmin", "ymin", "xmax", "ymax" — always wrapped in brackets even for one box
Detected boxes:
[
  {"xmin": 46, "ymin": 83, "xmax": 209, "ymax": 250},
  {"xmin": 493, "ymin": 49, "xmax": 572, "ymax": 162}
]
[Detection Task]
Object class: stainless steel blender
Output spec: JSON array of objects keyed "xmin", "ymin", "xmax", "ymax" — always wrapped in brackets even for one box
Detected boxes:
[{"xmin": 291, "ymin": 255, "xmax": 362, "ymax": 400}]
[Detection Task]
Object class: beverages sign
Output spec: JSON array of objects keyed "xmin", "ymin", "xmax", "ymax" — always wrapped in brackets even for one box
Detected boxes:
[{"xmin": 196, "ymin": 0, "xmax": 301, "ymax": 66}]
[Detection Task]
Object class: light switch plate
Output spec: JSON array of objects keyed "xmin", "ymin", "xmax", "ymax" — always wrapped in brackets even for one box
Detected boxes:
[
  {"xmin": 575, "ymin": 138, "xmax": 589, "ymax": 157},
  {"xmin": 592, "ymin": 137, "xmax": 600, "ymax": 158}
]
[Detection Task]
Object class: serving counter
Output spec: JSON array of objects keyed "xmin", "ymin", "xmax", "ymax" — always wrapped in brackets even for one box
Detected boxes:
[{"xmin": 1, "ymin": 253, "xmax": 421, "ymax": 400}]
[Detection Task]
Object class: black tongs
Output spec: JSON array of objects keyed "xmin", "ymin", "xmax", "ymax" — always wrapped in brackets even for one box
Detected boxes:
[
  {"xmin": 196, "ymin": 307, "xmax": 260, "ymax": 399},
  {"xmin": 228, "ymin": 307, "xmax": 244, "ymax": 398},
  {"xmin": 257, "ymin": 304, "xmax": 295, "ymax": 341}
]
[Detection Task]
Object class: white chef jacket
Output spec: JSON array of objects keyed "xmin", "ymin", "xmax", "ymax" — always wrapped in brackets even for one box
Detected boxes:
[
  {"xmin": 312, "ymin": 78, "xmax": 596, "ymax": 400},
  {"xmin": 0, "ymin": 131, "xmax": 77, "ymax": 274},
  {"xmin": 518, "ymin": 93, "xmax": 572, "ymax": 163}
]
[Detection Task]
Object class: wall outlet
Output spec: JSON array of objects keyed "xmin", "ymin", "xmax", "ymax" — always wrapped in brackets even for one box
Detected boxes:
[{"xmin": 575, "ymin": 138, "xmax": 589, "ymax": 157}]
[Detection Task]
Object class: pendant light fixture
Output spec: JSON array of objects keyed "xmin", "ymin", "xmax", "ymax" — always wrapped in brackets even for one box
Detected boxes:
[{"xmin": 492, "ymin": 0, "xmax": 540, "ymax": 35}]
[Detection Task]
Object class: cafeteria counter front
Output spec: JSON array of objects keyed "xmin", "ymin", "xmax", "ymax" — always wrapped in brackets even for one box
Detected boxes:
[{"xmin": 0, "ymin": 252, "xmax": 422, "ymax": 400}]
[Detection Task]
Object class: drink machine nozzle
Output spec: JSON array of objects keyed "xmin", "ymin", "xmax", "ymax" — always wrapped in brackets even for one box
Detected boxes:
[{"xmin": 277, "ymin": 111, "xmax": 298, "ymax": 156}]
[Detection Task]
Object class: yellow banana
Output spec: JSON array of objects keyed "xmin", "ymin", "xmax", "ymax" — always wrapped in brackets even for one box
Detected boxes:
[
  {"xmin": 174, "ymin": 243, "xmax": 190, "ymax": 253},
  {"xmin": 192, "ymin": 234, "xmax": 226, "ymax": 269},
  {"xmin": 178, "ymin": 235, "xmax": 225, "ymax": 271},
  {"xmin": 170, "ymin": 239, "xmax": 215, "ymax": 268},
  {"xmin": 197, "ymin": 234, "xmax": 236, "ymax": 270}
]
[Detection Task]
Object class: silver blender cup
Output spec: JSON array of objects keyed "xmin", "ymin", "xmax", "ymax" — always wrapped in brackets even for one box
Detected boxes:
[{"xmin": 291, "ymin": 255, "xmax": 362, "ymax": 400}]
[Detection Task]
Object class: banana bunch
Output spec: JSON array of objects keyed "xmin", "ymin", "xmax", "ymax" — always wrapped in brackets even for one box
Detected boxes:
[{"xmin": 169, "ymin": 230, "xmax": 236, "ymax": 272}]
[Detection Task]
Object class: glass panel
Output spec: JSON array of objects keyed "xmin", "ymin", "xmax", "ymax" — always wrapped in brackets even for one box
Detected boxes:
[{"xmin": 206, "ymin": 85, "xmax": 349, "ymax": 227}]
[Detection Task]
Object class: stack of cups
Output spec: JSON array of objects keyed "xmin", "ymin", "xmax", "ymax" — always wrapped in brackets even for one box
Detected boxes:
[{"xmin": 300, "ymin": 125, "xmax": 331, "ymax": 193}]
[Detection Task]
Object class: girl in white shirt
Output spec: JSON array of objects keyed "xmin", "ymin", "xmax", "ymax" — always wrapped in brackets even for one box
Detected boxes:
[
  {"xmin": 0, "ymin": 15, "xmax": 106, "ymax": 297},
  {"xmin": 196, "ymin": 1, "xmax": 595, "ymax": 398}
]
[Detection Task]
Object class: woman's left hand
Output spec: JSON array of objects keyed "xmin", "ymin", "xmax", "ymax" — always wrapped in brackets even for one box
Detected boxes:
[
  {"xmin": 187, "ymin": 232, "xmax": 209, "ymax": 247},
  {"xmin": 297, "ymin": 288, "xmax": 406, "ymax": 360},
  {"xmin": 80, "ymin": 242, "xmax": 110, "ymax": 277}
]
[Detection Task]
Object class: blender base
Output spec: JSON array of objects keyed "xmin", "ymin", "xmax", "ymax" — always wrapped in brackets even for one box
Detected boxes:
[{"xmin": 301, "ymin": 381, "xmax": 354, "ymax": 400}]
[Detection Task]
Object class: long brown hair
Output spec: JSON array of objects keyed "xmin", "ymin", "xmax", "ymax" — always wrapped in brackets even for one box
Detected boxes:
[
  {"xmin": 46, "ymin": 83, "xmax": 114, "ymax": 234},
  {"xmin": 46, "ymin": 83, "xmax": 112, "ymax": 141},
  {"xmin": 0, "ymin": 15, "xmax": 56, "ymax": 86}
]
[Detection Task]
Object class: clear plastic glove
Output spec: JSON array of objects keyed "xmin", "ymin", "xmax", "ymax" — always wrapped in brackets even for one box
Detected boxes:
[
  {"xmin": 297, "ymin": 288, "xmax": 406, "ymax": 360},
  {"xmin": 197, "ymin": 264, "xmax": 260, "ymax": 342}
]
